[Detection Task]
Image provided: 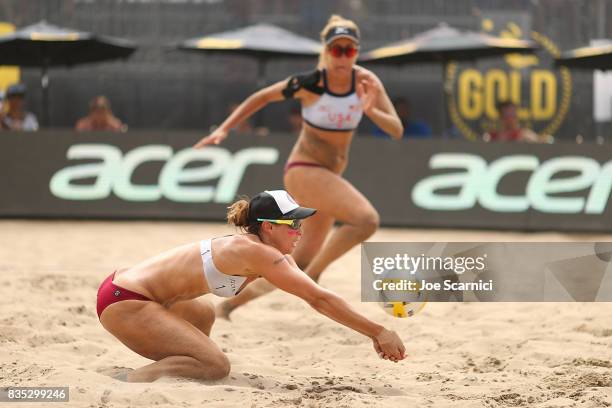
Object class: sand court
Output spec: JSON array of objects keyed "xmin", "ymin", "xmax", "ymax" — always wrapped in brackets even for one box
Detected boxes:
[{"xmin": 0, "ymin": 220, "xmax": 611, "ymax": 407}]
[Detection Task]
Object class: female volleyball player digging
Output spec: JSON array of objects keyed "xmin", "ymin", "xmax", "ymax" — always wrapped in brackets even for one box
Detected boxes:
[
  {"xmin": 194, "ymin": 15, "xmax": 403, "ymax": 319},
  {"xmin": 97, "ymin": 190, "xmax": 406, "ymax": 382}
]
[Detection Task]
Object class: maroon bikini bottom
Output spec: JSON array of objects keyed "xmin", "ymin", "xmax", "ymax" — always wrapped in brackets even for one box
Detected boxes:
[{"xmin": 96, "ymin": 272, "xmax": 152, "ymax": 319}]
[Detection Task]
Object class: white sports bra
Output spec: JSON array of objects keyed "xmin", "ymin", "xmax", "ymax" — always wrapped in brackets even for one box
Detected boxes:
[
  {"xmin": 301, "ymin": 69, "xmax": 363, "ymax": 132},
  {"xmin": 200, "ymin": 239, "xmax": 247, "ymax": 298}
]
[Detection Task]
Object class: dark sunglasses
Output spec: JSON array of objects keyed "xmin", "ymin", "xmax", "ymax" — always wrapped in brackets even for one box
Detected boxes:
[
  {"xmin": 257, "ymin": 218, "xmax": 302, "ymax": 230},
  {"xmin": 328, "ymin": 44, "xmax": 359, "ymax": 58}
]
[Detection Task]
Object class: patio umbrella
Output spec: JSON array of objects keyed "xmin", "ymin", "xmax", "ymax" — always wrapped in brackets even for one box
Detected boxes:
[
  {"xmin": 0, "ymin": 20, "xmax": 137, "ymax": 125},
  {"xmin": 177, "ymin": 23, "xmax": 321, "ymax": 126},
  {"xmin": 360, "ymin": 23, "xmax": 536, "ymax": 64},
  {"xmin": 177, "ymin": 23, "xmax": 321, "ymax": 85},
  {"xmin": 555, "ymin": 43, "xmax": 612, "ymax": 70}
]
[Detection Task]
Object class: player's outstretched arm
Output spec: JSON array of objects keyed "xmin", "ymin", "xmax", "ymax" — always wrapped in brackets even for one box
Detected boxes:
[
  {"xmin": 194, "ymin": 80, "xmax": 287, "ymax": 148},
  {"xmin": 249, "ymin": 247, "xmax": 406, "ymax": 361}
]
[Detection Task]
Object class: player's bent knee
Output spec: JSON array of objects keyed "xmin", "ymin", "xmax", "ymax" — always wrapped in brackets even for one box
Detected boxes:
[
  {"xmin": 187, "ymin": 298, "xmax": 216, "ymax": 335},
  {"xmin": 207, "ymin": 354, "xmax": 231, "ymax": 379},
  {"xmin": 356, "ymin": 211, "xmax": 380, "ymax": 239},
  {"xmin": 200, "ymin": 299, "xmax": 216, "ymax": 326}
]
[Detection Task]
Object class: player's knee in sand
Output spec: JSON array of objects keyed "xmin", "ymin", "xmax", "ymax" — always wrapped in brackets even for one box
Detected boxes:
[{"xmin": 205, "ymin": 353, "xmax": 231, "ymax": 380}]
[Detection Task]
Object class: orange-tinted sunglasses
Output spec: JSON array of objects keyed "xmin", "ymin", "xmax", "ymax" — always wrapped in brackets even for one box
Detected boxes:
[{"xmin": 328, "ymin": 44, "xmax": 359, "ymax": 58}]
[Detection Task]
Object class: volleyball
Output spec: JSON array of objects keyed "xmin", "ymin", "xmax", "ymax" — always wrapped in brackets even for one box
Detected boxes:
[
  {"xmin": 375, "ymin": 266, "xmax": 428, "ymax": 317},
  {"xmin": 380, "ymin": 301, "xmax": 426, "ymax": 318}
]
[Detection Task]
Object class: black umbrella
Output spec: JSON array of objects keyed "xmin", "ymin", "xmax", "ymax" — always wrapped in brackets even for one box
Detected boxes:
[
  {"xmin": 360, "ymin": 23, "xmax": 536, "ymax": 64},
  {"xmin": 0, "ymin": 21, "xmax": 136, "ymax": 125},
  {"xmin": 177, "ymin": 24, "xmax": 321, "ymax": 126},
  {"xmin": 177, "ymin": 23, "xmax": 321, "ymax": 86},
  {"xmin": 556, "ymin": 43, "xmax": 612, "ymax": 70}
]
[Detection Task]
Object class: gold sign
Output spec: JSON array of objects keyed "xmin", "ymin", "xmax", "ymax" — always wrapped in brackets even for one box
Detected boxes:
[{"xmin": 447, "ymin": 22, "xmax": 572, "ymax": 140}]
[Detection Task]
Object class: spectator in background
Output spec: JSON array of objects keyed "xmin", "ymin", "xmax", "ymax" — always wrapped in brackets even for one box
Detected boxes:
[
  {"xmin": 484, "ymin": 101, "xmax": 541, "ymax": 143},
  {"xmin": 372, "ymin": 97, "xmax": 431, "ymax": 139},
  {"xmin": 75, "ymin": 96, "xmax": 126, "ymax": 132},
  {"xmin": 1, "ymin": 83, "xmax": 39, "ymax": 131}
]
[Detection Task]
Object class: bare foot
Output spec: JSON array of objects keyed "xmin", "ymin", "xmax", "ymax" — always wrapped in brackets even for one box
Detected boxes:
[{"xmin": 215, "ymin": 301, "xmax": 235, "ymax": 321}]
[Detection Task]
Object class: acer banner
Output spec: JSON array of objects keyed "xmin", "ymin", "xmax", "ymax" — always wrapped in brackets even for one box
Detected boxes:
[
  {"xmin": 0, "ymin": 131, "xmax": 288, "ymax": 220},
  {"xmin": 1, "ymin": 131, "xmax": 610, "ymax": 232}
]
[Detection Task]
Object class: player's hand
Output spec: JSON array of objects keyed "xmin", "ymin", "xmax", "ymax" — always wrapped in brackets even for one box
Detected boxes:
[
  {"xmin": 373, "ymin": 328, "xmax": 406, "ymax": 362},
  {"xmin": 356, "ymin": 72, "xmax": 381, "ymax": 115},
  {"xmin": 194, "ymin": 128, "xmax": 228, "ymax": 148}
]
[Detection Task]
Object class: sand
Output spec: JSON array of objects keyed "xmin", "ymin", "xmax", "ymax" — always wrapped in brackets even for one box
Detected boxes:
[{"xmin": 0, "ymin": 220, "xmax": 611, "ymax": 408}]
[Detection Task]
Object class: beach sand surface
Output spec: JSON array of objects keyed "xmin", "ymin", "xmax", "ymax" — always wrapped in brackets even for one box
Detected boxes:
[{"xmin": 0, "ymin": 220, "xmax": 611, "ymax": 408}]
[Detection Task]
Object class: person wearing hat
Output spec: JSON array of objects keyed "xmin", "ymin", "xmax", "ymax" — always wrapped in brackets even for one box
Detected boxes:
[
  {"xmin": 194, "ymin": 15, "xmax": 403, "ymax": 320},
  {"xmin": 1, "ymin": 83, "xmax": 39, "ymax": 131},
  {"xmin": 96, "ymin": 190, "xmax": 406, "ymax": 382}
]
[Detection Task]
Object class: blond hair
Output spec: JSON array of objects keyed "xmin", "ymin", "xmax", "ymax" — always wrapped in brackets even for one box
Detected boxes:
[{"xmin": 317, "ymin": 14, "xmax": 360, "ymax": 69}]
